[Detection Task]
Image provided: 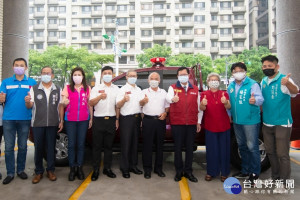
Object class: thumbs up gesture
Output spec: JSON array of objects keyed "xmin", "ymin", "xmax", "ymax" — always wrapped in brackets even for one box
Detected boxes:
[
  {"xmin": 124, "ymin": 93, "xmax": 130, "ymax": 102},
  {"xmin": 62, "ymin": 96, "xmax": 70, "ymax": 106},
  {"xmin": 100, "ymin": 92, "xmax": 107, "ymax": 100},
  {"xmin": 249, "ymin": 93, "xmax": 256, "ymax": 104},
  {"xmin": 281, "ymin": 73, "xmax": 291, "ymax": 85},
  {"xmin": 25, "ymin": 92, "xmax": 31, "ymax": 103},
  {"xmin": 141, "ymin": 94, "xmax": 149, "ymax": 104},
  {"xmin": 172, "ymin": 91, "xmax": 179, "ymax": 103},
  {"xmin": 201, "ymin": 95, "xmax": 208, "ymax": 106},
  {"xmin": 0, "ymin": 91, "xmax": 6, "ymax": 103},
  {"xmin": 221, "ymin": 92, "xmax": 228, "ymax": 104}
]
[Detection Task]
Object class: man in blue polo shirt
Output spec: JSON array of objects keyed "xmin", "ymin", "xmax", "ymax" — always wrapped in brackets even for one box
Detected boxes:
[{"xmin": 0, "ymin": 58, "xmax": 37, "ymax": 184}]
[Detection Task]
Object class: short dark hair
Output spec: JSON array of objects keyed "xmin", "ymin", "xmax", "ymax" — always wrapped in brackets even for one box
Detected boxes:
[
  {"xmin": 101, "ymin": 66, "xmax": 113, "ymax": 73},
  {"xmin": 13, "ymin": 58, "xmax": 27, "ymax": 67},
  {"xmin": 177, "ymin": 67, "xmax": 189, "ymax": 75},
  {"xmin": 231, "ymin": 62, "xmax": 247, "ymax": 72},
  {"xmin": 261, "ymin": 55, "xmax": 279, "ymax": 64},
  {"xmin": 40, "ymin": 66, "xmax": 54, "ymax": 74}
]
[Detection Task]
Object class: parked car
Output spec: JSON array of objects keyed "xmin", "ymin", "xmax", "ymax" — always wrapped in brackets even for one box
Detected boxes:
[{"xmin": 29, "ymin": 59, "xmax": 300, "ymax": 172}]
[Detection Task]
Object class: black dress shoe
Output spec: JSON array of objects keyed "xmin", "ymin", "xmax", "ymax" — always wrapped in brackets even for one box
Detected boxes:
[
  {"xmin": 184, "ymin": 173, "xmax": 198, "ymax": 183},
  {"xmin": 121, "ymin": 170, "xmax": 130, "ymax": 179},
  {"xmin": 144, "ymin": 171, "xmax": 151, "ymax": 179},
  {"xmin": 130, "ymin": 167, "xmax": 143, "ymax": 175},
  {"xmin": 17, "ymin": 172, "xmax": 28, "ymax": 180},
  {"xmin": 154, "ymin": 170, "xmax": 166, "ymax": 177},
  {"xmin": 68, "ymin": 167, "xmax": 77, "ymax": 181},
  {"xmin": 3, "ymin": 176, "xmax": 14, "ymax": 184},
  {"xmin": 91, "ymin": 169, "xmax": 99, "ymax": 181},
  {"xmin": 174, "ymin": 172, "xmax": 183, "ymax": 182},
  {"xmin": 77, "ymin": 166, "xmax": 85, "ymax": 180},
  {"xmin": 103, "ymin": 169, "xmax": 116, "ymax": 178}
]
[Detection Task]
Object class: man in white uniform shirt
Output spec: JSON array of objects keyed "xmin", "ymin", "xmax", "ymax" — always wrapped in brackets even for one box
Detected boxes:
[
  {"xmin": 116, "ymin": 69, "xmax": 143, "ymax": 178},
  {"xmin": 89, "ymin": 66, "xmax": 120, "ymax": 181},
  {"xmin": 140, "ymin": 72, "xmax": 169, "ymax": 179}
]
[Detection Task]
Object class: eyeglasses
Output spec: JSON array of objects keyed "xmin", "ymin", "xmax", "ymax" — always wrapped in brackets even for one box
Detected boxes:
[{"xmin": 41, "ymin": 73, "xmax": 52, "ymax": 75}]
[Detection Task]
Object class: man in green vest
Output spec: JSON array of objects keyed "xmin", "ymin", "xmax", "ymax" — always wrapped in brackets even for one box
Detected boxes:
[
  {"xmin": 227, "ymin": 62, "xmax": 264, "ymax": 185},
  {"xmin": 260, "ymin": 55, "xmax": 298, "ymax": 185}
]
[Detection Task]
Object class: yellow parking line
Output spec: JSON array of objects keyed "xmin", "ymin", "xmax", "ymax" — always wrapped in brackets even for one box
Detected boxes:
[
  {"xmin": 179, "ymin": 177, "xmax": 191, "ymax": 200},
  {"xmin": 69, "ymin": 171, "xmax": 93, "ymax": 200},
  {"xmin": 291, "ymin": 157, "xmax": 300, "ymax": 166}
]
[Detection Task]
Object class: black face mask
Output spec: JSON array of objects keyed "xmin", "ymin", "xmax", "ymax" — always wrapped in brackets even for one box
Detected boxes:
[{"xmin": 263, "ymin": 69, "xmax": 276, "ymax": 77}]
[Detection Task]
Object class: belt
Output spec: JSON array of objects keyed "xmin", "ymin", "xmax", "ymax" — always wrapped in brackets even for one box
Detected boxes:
[
  {"xmin": 144, "ymin": 115, "xmax": 160, "ymax": 120},
  {"xmin": 121, "ymin": 113, "xmax": 140, "ymax": 118},
  {"xmin": 96, "ymin": 116, "xmax": 116, "ymax": 120}
]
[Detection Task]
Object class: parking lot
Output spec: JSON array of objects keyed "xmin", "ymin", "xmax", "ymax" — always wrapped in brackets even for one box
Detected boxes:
[{"xmin": 1, "ymin": 141, "xmax": 300, "ymax": 200}]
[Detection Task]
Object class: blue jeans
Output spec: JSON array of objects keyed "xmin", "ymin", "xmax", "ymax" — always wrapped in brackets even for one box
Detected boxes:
[
  {"xmin": 65, "ymin": 120, "xmax": 88, "ymax": 167},
  {"xmin": 3, "ymin": 120, "xmax": 31, "ymax": 176},
  {"xmin": 32, "ymin": 126, "xmax": 57, "ymax": 174},
  {"xmin": 233, "ymin": 123, "xmax": 261, "ymax": 175}
]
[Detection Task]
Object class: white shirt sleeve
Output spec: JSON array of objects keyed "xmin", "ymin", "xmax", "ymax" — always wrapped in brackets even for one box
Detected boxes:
[
  {"xmin": 166, "ymin": 86, "xmax": 175, "ymax": 103},
  {"xmin": 281, "ymin": 78, "xmax": 299, "ymax": 98},
  {"xmin": 116, "ymin": 86, "xmax": 125, "ymax": 103},
  {"xmin": 197, "ymin": 92, "xmax": 203, "ymax": 124},
  {"xmin": 90, "ymin": 86, "xmax": 98, "ymax": 100},
  {"xmin": 30, "ymin": 87, "xmax": 34, "ymax": 103}
]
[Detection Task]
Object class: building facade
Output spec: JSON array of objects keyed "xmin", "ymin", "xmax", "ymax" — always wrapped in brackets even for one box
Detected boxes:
[{"xmin": 29, "ymin": 0, "xmax": 250, "ymax": 70}]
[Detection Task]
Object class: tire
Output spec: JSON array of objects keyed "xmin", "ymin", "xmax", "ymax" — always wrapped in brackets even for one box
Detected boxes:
[{"xmin": 231, "ymin": 134, "xmax": 270, "ymax": 172}]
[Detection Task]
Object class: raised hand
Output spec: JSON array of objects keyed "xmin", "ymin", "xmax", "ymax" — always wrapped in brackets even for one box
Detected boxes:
[
  {"xmin": 249, "ymin": 93, "xmax": 256, "ymax": 104},
  {"xmin": 124, "ymin": 93, "xmax": 130, "ymax": 102},
  {"xmin": 281, "ymin": 73, "xmax": 291, "ymax": 85},
  {"xmin": 201, "ymin": 95, "xmax": 207, "ymax": 106},
  {"xmin": 0, "ymin": 91, "xmax": 6, "ymax": 103},
  {"xmin": 100, "ymin": 92, "xmax": 107, "ymax": 100},
  {"xmin": 172, "ymin": 91, "xmax": 179, "ymax": 103},
  {"xmin": 25, "ymin": 92, "xmax": 31, "ymax": 103},
  {"xmin": 141, "ymin": 94, "xmax": 149, "ymax": 104},
  {"xmin": 62, "ymin": 96, "xmax": 70, "ymax": 106},
  {"xmin": 221, "ymin": 92, "xmax": 227, "ymax": 104}
]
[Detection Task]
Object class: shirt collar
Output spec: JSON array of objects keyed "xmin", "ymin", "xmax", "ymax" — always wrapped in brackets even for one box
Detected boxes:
[
  {"xmin": 176, "ymin": 80, "xmax": 193, "ymax": 89},
  {"xmin": 38, "ymin": 81, "xmax": 56, "ymax": 90},
  {"xmin": 149, "ymin": 87, "xmax": 161, "ymax": 92},
  {"xmin": 126, "ymin": 82, "xmax": 136, "ymax": 88},
  {"xmin": 13, "ymin": 74, "xmax": 28, "ymax": 81}
]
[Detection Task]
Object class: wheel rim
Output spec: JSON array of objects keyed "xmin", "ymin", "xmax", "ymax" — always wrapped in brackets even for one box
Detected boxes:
[
  {"xmin": 56, "ymin": 133, "xmax": 68, "ymax": 160},
  {"xmin": 237, "ymin": 139, "xmax": 267, "ymax": 162}
]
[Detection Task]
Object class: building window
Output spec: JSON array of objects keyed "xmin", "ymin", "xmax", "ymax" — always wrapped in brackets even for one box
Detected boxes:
[
  {"xmin": 106, "ymin": 42, "xmax": 112, "ymax": 49},
  {"xmin": 72, "ymin": 37, "xmax": 77, "ymax": 40},
  {"xmin": 59, "ymin": 31, "xmax": 66, "ymax": 39},
  {"xmin": 141, "ymin": 16, "xmax": 152, "ymax": 23},
  {"xmin": 48, "ymin": 31, "xmax": 57, "ymax": 37},
  {"xmin": 182, "ymin": 29, "xmax": 193, "ymax": 35},
  {"xmin": 81, "ymin": 44, "xmax": 92, "ymax": 50},
  {"xmin": 82, "ymin": 6, "xmax": 91, "ymax": 14},
  {"xmin": 29, "ymin": 7, "xmax": 34, "ymax": 14},
  {"xmin": 220, "ymin": 15, "xmax": 231, "ymax": 23},
  {"xmin": 29, "ymin": 20, "xmax": 34, "ymax": 26},
  {"xmin": 166, "ymin": 30, "xmax": 170, "ymax": 35},
  {"xmin": 182, "ymin": 3, "xmax": 192, "ymax": 8},
  {"xmin": 194, "ymin": 15, "xmax": 205, "ymax": 23},
  {"xmin": 36, "ymin": 31, "xmax": 44, "ymax": 37},
  {"xmin": 220, "ymin": 28, "xmax": 232, "ymax": 36},
  {"xmin": 106, "ymin": 5, "xmax": 115, "ymax": 11},
  {"xmin": 194, "ymin": 42, "xmax": 205, "ymax": 49},
  {"xmin": 154, "ymin": 4, "xmax": 164, "ymax": 10},
  {"xmin": 36, "ymin": 43, "xmax": 44, "ymax": 49},
  {"xmin": 37, "ymin": 6, "xmax": 44, "ymax": 12},
  {"xmin": 141, "ymin": 30, "xmax": 152, "ymax": 37},
  {"xmin": 234, "ymin": 28, "xmax": 244, "ymax": 33},
  {"xmin": 119, "ymin": 30, "xmax": 127, "ymax": 37},
  {"xmin": 120, "ymin": 43, "xmax": 127, "ymax": 49},
  {"xmin": 130, "ymin": 43, "xmax": 135, "ymax": 49},
  {"xmin": 141, "ymin": 43, "xmax": 152, "ymax": 49},
  {"xmin": 194, "ymin": 28, "xmax": 205, "ymax": 35},
  {"xmin": 141, "ymin": 4, "xmax": 152, "ymax": 10},
  {"xmin": 211, "ymin": 15, "xmax": 217, "ymax": 21},
  {"xmin": 234, "ymin": 1, "xmax": 244, "ymax": 7},
  {"xmin": 167, "ymin": 4, "xmax": 170, "ymax": 9},
  {"xmin": 182, "ymin": 42, "xmax": 192, "ymax": 48},
  {"xmin": 117, "ymin": 18, "xmax": 127, "ymax": 26},
  {"xmin": 106, "ymin": 17, "xmax": 114, "ymax": 23},
  {"xmin": 194, "ymin": 2, "xmax": 205, "ymax": 10},
  {"xmin": 117, "ymin": 5, "xmax": 127, "ymax": 11},
  {"xmin": 94, "ymin": 18, "xmax": 102, "ymax": 24},
  {"xmin": 130, "ymin": 30, "xmax": 135, "ymax": 36},
  {"xmin": 220, "ymin": 2, "xmax": 231, "ymax": 10},
  {"xmin": 81, "ymin": 31, "xmax": 91, "ymax": 39},
  {"xmin": 37, "ymin": 19, "xmax": 44, "ymax": 24},
  {"xmin": 59, "ymin": 6, "xmax": 66, "ymax": 14},
  {"xmin": 94, "ymin": 44, "xmax": 102, "ymax": 49},
  {"xmin": 166, "ymin": 17, "xmax": 170, "ymax": 22},
  {"xmin": 154, "ymin": 16, "xmax": 164, "ymax": 22},
  {"xmin": 94, "ymin": 6, "xmax": 102, "ymax": 11},
  {"xmin": 182, "ymin": 15, "xmax": 192, "ymax": 22},
  {"xmin": 94, "ymin": 31, "xmax": 102, "ymax": 36},
  {"xmin": 106, "ymin": 29, "xmax": 114, "ymax": 36},
  {"xmin": 175, "ymin": 16, "xmax": 179, "ymax": 22},
  {"xmin": 211, "ymin": 41, "xmax": 218, "ymax": 47},
  {"xmin": 48, "ymin": 19, "xmax": 57, "ymax": 24},
  {"xmin": 154, "ymin": 29, "xmax": 164, "ymax": 35},
  {"xmin": 211, "ymin": 2, "xmax": 217, "ymax": 8},
  {"xmin": 234, "ymin": 15, "xmax": 244, "ymax": 20},
  {"xmin": 211, "ymin": 28, "xmax": 218, "ymax": 34},
  {"xmin": 82, "ymin": 19, "xmax": 92, "ymax": 26},
  {"xmin": 119, "ymin": 57, "xmax": 127, "ymax": 64},
  {"xmin": 130, "ymin": 17, "xmax": 135, "ymax": 23},
  {"xmin": 130, "ymin": 56, "xmax": 134, "ymax": 61},
  {"xmin": 130, "ymin": 3, "xmax": 135, "ymax": 10},
  {"xmin": 59, "ymin": 19, "xmax": 66, "ymax": 25},
  {"xmin": 49, "ymin": 6, "xmax": 57, "ymax": 12},
  {"xmin": 29, "ymin": 32, "xmax": 34, "ymax": 39},
  {"xmin": 220, "ymin": 41, "xmax": 232, "ymax": 49},
  {"xmin": 234, "ymin": 41, "xmax": 244, "ymax": 47}
]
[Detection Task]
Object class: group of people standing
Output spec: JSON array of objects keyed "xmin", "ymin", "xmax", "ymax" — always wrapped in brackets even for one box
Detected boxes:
[{"xmin": 0, "ymin": 55, "xmax": 298, "ymax": 188}]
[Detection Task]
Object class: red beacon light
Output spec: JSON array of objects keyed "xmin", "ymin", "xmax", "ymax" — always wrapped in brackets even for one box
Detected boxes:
[{"xmin": 150, "ymin": 57, "xmax": 166, "ymax": 68}]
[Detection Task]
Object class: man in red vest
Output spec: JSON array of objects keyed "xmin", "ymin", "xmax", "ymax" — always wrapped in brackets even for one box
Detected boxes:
[{"xmin": 166, "ymin": 67, "xmax": 203, "ymax": 182}]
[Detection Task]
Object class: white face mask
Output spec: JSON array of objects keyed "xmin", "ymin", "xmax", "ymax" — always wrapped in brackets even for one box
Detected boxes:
[
  {"xmin": 73, "ymin": 75, "xmax": 83, "ymax": 85},
  {"xmin": 208, "ymin": 80, "xmax": 220, "ymax": 89},
  {"xmin": 102, "ymin": 74, "xmax": 112, "ymax": 83},
  {"xmin": 232, "ymin": 72, "xmax": 246, "ymax": 81},
  {"xmin": 149, "ymin": 80, "xmax": 159, "ymax": 88},
  {"xmin": 41, "ymin": 75, "xmax": 52, "ymax": 83}
]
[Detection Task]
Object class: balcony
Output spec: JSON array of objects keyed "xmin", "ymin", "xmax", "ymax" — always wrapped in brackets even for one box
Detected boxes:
[
  {"xmin": 153, "ymin": 9, "xmax": 166, "ymax": 15},
  {"xmin": 210, "ymin": 7, "xmax": 219, "ymax": 13},
  {"xmin": 48, "ymin": 37, "xmax": 58, "ymax": 42},
  {"xmin": 180, "ymin": 48, "xmax": 194, "ymax": 53},
  {"xmin": 210, "ymin": 34, "xmax": 219, "ymax": 40},
  {"xmin": 91, "ymin": 23, "xmax": 103, "ymax": 29},
  {"xmin": 232, "ymin": 33, "xmax": 247, "ymax": 39},
  {"xmin": 34, "ymin": 12, "xmax": 45, "ymax": 18},
  {"xmin": 153, "ymin": 35, "xmax": 166, "ymax": 40},
  {"xmin": 129, "ymin": 22, "xmax": 136, "ymax": 28},
  {"xmin": 33, "ymin": 24, "xmax": 45, "ymax": 29},
  {"xmin": 154, "ymin": 0, "xmax": 166, "ymax": 1},
  {"xmin": 91, "ymin": 36, "xmax": 102, "ymax": 42},
  {"xmin": 129, "ymin": 35, "xmax": 135, "ymax": 41},
  {"xmin": 48, "ymin": 24, "xmax": 58, "ymax": 29},
  {"xmin": 153, "ymin": 22, "xmax": 166, "ymax": 27},
  {"xmin": 232, "ymin": 46, "xmax": 245, "ymax": 53},
  {"xmin": 48, "ymin": 12, "xmax": 58, "ymax": 17},
  {"xmin": 232, "ymin": 6, "xmax": 246, "ymax": 13},
  {"xmin": 232, "ymin": 19, "xmax": 246, "ymax": 26},
  {"xmin": 33, "ymin": 37, "xmax": 45, "ymax": 42},
  {"xmin": 105, "ymin": 10, "xmax": 117, "ymax": 16},
  {"xmin": 179, "ymin": 34, "xmax": 194, "ymax": 40},
  {"xmin": 129, "ymin": 10, "xmax": 135, "ymax": 15},
  {"xmin": 92, "ymin": 0, "xmax": 103, "ymax": 3},
  {"xmin": 210, "ymin": 47, "xmax": 219, "ymax": 53},
  {"xmin": 179, "ymin": 8, "xmax": 194, "ymax": 14},
  {"xmin": 48, "ymin": 0, "xmax": 58, "ymax": 5},
  {"xmin": 91, "ymin": 10, "xmax": 103, "ymax": 16},
  {"xmin": 179, "ymin": 21, "xmax": 193, "ymax": 27},
  {"xmin": 105, "ymin": 23, "xmax": 116, "ymax": 28},
  {"xmin": 210, "ymin": 21, "xmax": 219, "ymax": 27},
  {"xmin": 34, "ymin": 0, "xmax": 45, "ymax": 4},
  {"xmin": 106, "ymin": 0, "xmax": 117, "ymax": 3}
]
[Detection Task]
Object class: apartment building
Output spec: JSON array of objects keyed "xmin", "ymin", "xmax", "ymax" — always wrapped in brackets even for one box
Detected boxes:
[{"xmin": 29, "ymin": 0, "xmax": 250, "ymax": 69}]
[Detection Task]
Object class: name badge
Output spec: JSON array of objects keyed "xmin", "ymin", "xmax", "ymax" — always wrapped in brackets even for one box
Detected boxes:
[
  {"xmin": 98, "ymin": 90, "xmax": 105, "ymax": 93},
  {"xmin": 126, "ymin": 91, "xmax": 131, "ymax": 95}
]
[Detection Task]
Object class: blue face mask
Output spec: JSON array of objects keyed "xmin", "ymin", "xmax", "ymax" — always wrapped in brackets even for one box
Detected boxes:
[
  {"xmin": 128, "ymin": 77, "xmax": 137, "ymax": 85},
  {"xmin": 41, "ymin": 75, "xmax": 52, "ymax": 83},
  {"xmin": 102, "ymin": 74, "xmax": 112, "ymax": 83},
  {"xmin": 178, "ymin": 75, "xmax": 189, "ymax": 83}
]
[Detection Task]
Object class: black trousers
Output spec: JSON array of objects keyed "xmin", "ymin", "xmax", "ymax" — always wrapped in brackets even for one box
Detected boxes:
[
  {"xmin": 171, "ymin": 125, "xmax": 196, "ymax": 174},
  {"xmin": 92, "ymin": 117, "xmax": 116, "ymax": 169},
  {"xmin": 142, "ymin": 117, "xmax": 166, "ymax": 173},
  {"xmin": 119, "ymin": 114, "xmax": 141, "ymax": 171}
]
